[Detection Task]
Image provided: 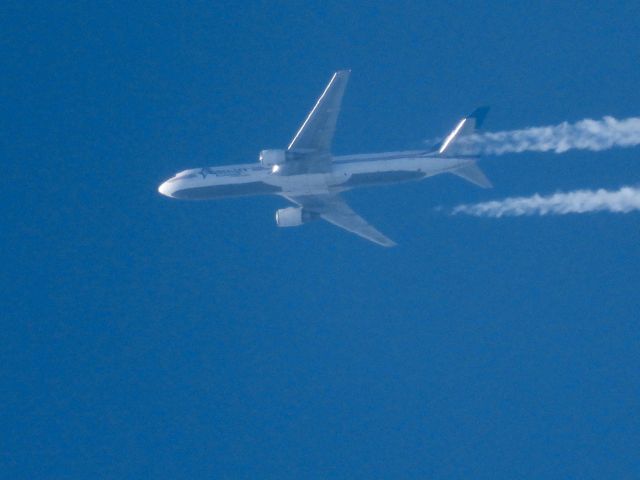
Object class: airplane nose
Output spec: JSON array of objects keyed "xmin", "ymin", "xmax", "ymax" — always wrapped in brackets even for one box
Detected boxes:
[{"xmin": 158, "ymin": 180, "xmax": 173, "ymax": 197}]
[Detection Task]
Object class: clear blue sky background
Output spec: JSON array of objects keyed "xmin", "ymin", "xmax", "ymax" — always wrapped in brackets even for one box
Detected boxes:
[{"xmin": 3, "ymin": 1, "xmax": 640, "ymax": 478}]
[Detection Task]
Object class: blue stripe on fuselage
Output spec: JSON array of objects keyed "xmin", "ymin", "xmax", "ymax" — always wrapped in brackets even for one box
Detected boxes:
[{"xmin": 172, "ymin": 182, "xmax": 282, "ymax": 200}]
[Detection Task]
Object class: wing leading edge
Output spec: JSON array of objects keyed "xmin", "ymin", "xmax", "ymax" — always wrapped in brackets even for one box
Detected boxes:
[
  {"xmin": 285, "ymin": 194, "xmax": 396, "ymax": 247},
  {"xmin": 287, "ymin": 70, "xmax": 351, "ymax": 155}
]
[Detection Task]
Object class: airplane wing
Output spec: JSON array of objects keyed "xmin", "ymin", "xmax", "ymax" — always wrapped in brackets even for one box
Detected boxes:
[
  {"xmin": 287, "ymin": 70, "xmax": 351, "ymax": 155},
  {"xmin": 285, "ymin": 193, "xmax": 396, "ymax": 247}
]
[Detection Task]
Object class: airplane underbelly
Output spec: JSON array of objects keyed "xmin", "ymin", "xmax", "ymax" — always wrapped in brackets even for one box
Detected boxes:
[{"xmin": 278, "ymin": 172, "xmax": 331, "ymax": 196}]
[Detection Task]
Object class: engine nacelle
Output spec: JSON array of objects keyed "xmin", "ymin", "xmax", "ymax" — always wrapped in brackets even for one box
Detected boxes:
[
  {"xmin": 259, "ymin": 149, "xmax": 286, "ymax": 167},
  {"xmin": 275, "ymin": 207, "xmax": 317, "ymax": 228}
]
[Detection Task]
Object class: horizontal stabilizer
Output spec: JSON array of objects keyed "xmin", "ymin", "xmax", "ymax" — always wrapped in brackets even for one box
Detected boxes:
[{"xmin": 451, "ymin": 162, "xmax": 492, "ymax": 189}]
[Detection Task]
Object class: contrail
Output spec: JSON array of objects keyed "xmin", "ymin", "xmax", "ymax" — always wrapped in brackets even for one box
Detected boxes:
[
  {"xmin": 446, "ymin": 116, "xmax": 640, "ymax": 155},
  {"xmin": 450, "ymin": 185, "xmax": 640, "ymax": 217}
]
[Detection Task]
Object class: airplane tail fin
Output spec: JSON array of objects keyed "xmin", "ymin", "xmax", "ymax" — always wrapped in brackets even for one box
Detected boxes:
[
  {"xmin": 434, "ymin": 106, "xmax": 490, "ymax": 155},
  {"xmin": 434, "ymin": 107, "xmax": 492, "ymax": 188},
  {"xmin": 451, "ymin": 161, "xmax": 492, "ymax": 189}
]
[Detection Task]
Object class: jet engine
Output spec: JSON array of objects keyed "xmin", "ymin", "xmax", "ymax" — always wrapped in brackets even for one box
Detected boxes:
[
  {"xmin": 259, "ymin": 149, "xmax": 286, "ymax": 167},
  {"xmin": 275, "ymin": 207, "xmax": 317, "ymax": 227}
]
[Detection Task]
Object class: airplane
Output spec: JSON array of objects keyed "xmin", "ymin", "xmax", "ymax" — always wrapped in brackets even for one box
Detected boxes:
[{"xmin": 158, "ymin": 70, "xmax": 491, "ymax": 247}]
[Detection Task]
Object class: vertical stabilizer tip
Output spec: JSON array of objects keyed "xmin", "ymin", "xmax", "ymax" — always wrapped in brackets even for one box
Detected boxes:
[{"xmin": 468, "ymin": 106, "xmax": 490, "ymax": 128}]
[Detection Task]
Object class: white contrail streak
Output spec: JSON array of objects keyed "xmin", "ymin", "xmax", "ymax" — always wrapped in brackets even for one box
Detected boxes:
[
  {"xmin": 451, "ymin": 186, "xmax": 640, "ymax": 217},
  {"xmin": 448, "ymin": 116, "xmax": 640, "ymax": 155}
]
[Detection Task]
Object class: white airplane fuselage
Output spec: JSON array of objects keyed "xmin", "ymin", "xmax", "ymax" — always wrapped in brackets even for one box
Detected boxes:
[
  {"xmin": 158, "ymin": 151, "xmax": 473, "ymax": 200},
  {"xmin": 157, "ymin": 70, "xmax": 491, "ymax": 246}
]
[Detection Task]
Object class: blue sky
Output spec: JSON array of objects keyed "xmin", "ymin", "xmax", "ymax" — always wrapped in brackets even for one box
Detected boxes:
[{"xmin": 3, "ymin": 1, "xmax": 640, "ymax": 478}]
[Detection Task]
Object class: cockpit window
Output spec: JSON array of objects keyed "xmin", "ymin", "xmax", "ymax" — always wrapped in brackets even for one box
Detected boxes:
[
  {"xmin": 174, "ymin": 169, "xmax": 200, "ymax": 179},
  {"xmin": 175, "ymin": 169, "xmax": 195, "ymax": 178},
  {"xmin": 167, "ymin": 170, "xmax": 199, "ymax": 183}
]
